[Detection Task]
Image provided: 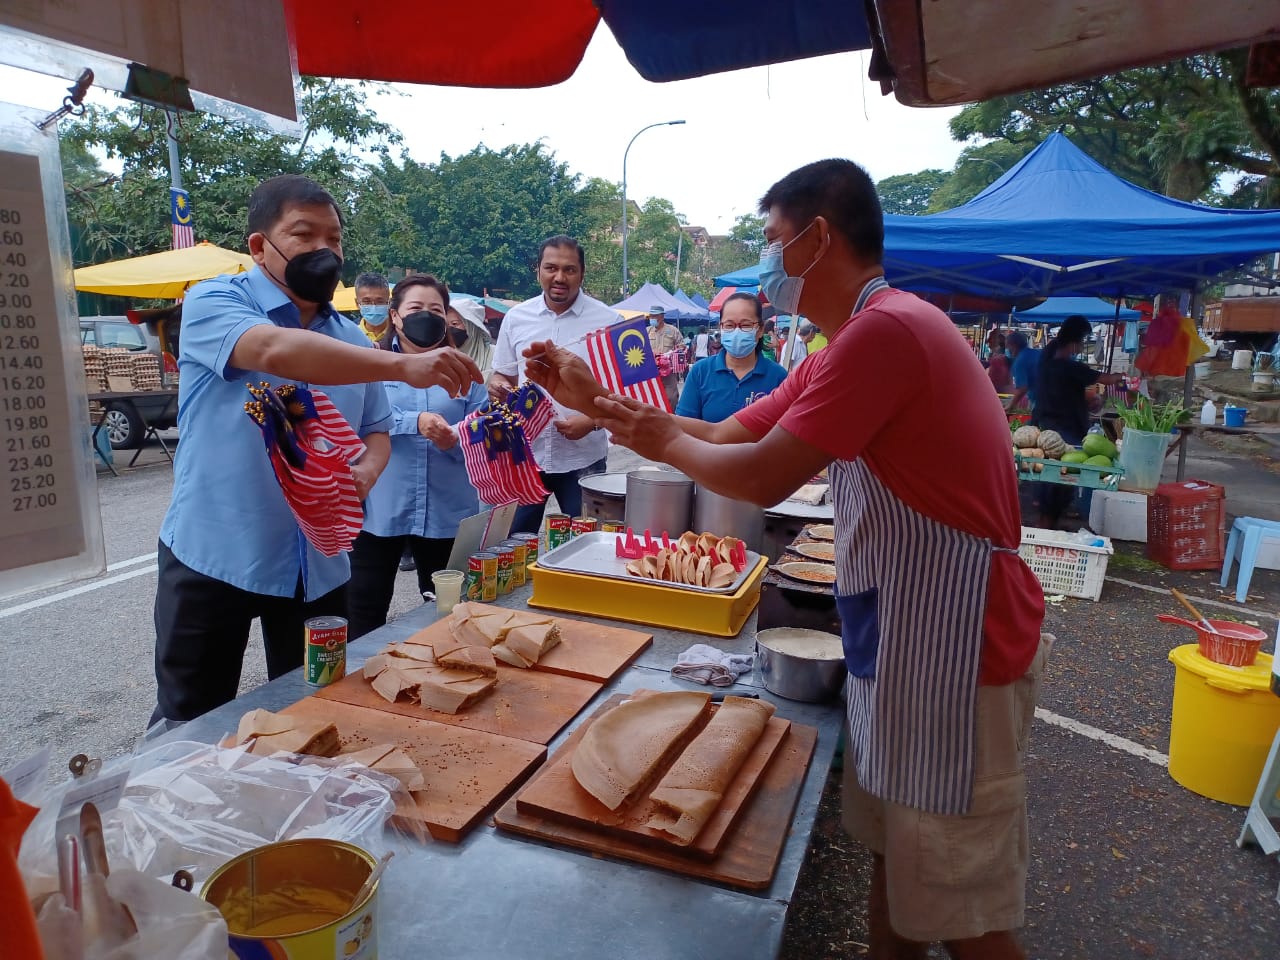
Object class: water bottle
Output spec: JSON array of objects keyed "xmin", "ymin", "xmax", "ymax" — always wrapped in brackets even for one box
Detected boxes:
[{"xmin": 1200, "ymin": 399, "xmax": 1216, "ymax": 425}]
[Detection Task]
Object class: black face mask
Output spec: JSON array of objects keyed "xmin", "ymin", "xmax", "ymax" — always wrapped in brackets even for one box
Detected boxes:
[
  {"xmin": 400, "ymin": 310, "xmax": 447, "ymax": 349},
  {"xmin": 446, "ymin": 326, "xmax": 469, "ymax": 349},
  {"xmin": 267, "ymin": 239, "xmax": 343, "ymax": 304}
]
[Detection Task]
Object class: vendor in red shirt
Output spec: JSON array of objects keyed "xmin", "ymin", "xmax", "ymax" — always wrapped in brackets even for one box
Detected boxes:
[
  {"xmin": 523, "ymin": 159, "xmax": 1047, "ymax": 960},
  {"xmin": 987, "ymin": 332, "xmax": 1013, "ymax": 392}
]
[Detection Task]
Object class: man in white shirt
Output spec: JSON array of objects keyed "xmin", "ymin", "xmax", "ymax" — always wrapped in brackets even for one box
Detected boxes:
[
  {"xmin": 692, "ymin": 325, "xmax": 711, "ymax": 361},
  {"xmin": 490, "ymin": 235, "xmax": 616, "ymax": 534}
]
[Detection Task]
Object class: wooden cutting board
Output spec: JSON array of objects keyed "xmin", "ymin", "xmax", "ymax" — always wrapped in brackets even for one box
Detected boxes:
[
  {"xmin": 313, "ymin": 660, "xmax": 600, "ymax": 746},
  {"xmin": 494, "ymin": 704, "xmax": 817, "ymax": 890},
  {"xmin": 514, "ymin": 692, "xmax": 791, "ymax": 859},
  {"xmin": 403, "ymin": 605, "xmax": 653, "ymax": 684},
  {"xmin": 282, "ymin": 697, "xmax": 545, "ymax": 843}
]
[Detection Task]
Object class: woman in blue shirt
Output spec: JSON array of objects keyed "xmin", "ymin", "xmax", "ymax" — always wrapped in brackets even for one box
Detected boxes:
[
  {"xmin": 675, "ymin": 293, "xmax": 789, "ymax": 423},
  {"xmin": 348, "ymin": 274, "xmax": 489, "ymax": 638}
]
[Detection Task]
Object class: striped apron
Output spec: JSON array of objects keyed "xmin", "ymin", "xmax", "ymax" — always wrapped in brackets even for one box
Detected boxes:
[{"xmin": 834, "ymin": 278, "xmax": 1010, "ymax": 816}]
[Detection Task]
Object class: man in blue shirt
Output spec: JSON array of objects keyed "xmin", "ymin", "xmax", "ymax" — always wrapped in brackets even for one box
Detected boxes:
[
  {"xmin": 1005, "ymin": 331, "xmax": 1040, "ymax": 411},
  {"xmin": 154, "ymin": 175, "xmax": 482, "ymax": 723}
]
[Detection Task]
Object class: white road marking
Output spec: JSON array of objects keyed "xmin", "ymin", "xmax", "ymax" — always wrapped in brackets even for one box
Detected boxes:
[
  {"xmin": 1105, "ymin": 575, "xmax": 1272, "ymax": 618},
  {"xmin": 0, "ymin": 563, "xmax": 157, "ymax": 619},
  {"xmin": 107, "ymin": 551, "xmax": 158, "ymax": 572},
  {"xmin": 1035, "ymin": 707, "xmax": 1169, "ymax": 768}
]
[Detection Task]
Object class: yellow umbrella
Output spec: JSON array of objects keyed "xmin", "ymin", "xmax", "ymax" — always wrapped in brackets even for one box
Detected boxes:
[{"xmin": 74, "ymin": 242, "xmax": 255, "ymax": 298}]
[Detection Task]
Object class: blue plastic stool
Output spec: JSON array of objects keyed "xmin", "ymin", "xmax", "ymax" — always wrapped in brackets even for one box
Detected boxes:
[{"xmin": 1220, "ymin": 517, "xmax": 1280, "ymax": 603}]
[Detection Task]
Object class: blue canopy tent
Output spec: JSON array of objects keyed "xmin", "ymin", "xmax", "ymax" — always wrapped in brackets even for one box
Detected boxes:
[
  {"xmin": 687, "ymin": 291, "xmax": 711, "ymax": 311},
  {"xmin": 884, "ymin": 133, "xmax": 1280, "ymax": 299},
  {"xmin": 673, "ymin": 289, "xmax": 711, "ymax": 321},
  {"xmin": 713, "ymin": 263, "xmax": 763, "ymax": 289},
  {"xmin": 612, "ymin": 282, "xmax": 701, "ymax": 322},
  {"xmin": 1015, "ymin": 297, "xmax": 1141, "ymax": 325}
]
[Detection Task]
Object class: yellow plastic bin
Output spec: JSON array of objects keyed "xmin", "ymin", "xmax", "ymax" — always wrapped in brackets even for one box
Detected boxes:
[{"xmin": 1167, "ymin": 644, "xmax": 1280, "ymax": 805}]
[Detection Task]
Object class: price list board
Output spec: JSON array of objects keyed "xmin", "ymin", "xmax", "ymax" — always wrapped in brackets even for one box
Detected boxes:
[{"xmin": 0, "ymin": 110, "xmax": 103, "ymax": 599}]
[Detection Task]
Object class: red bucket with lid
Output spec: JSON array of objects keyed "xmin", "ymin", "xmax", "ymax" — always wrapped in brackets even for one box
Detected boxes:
[{"xmin": 1156, "ymin": 614, "xmax": 1268, "ymax": 667}]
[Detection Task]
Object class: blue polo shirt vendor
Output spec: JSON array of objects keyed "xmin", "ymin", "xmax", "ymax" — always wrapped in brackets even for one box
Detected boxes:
[
  {"xmin": 676, "ymin": 292, "xmax": 788, "ymax": 423},
  {"xmin": 154, "ymin": 175, "xmax": 482, "ymax": 724}
]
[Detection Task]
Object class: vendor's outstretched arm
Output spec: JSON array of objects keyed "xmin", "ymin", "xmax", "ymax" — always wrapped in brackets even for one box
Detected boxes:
[
  {"xmin": 231, "ymin": 325, "xmax": 482, "ymax": 395},
  {"xmin": 593, "ymin": 394, "xmax": 830, "ymax": 506},
  {"xmin": 521, "ymin": 338, "xmax": 748, "ymax": 443}
]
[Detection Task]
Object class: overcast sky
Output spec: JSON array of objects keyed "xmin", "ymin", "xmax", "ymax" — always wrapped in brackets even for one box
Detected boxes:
[{"xmin": 1, "ymin": 29, "xmax": 966, "ymax": 234}]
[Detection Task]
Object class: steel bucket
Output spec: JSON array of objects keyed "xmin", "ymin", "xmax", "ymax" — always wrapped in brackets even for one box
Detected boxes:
[
  {"xmin": 694, "ymin": 485, "xmax": 764, "ymax": 553},
  {"xmin": 624, "ymin": 470, "xmax": 693, "ymax": 537}
]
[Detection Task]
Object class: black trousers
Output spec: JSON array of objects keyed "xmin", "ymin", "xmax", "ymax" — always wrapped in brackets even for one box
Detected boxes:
[
  {"xmin": 347, "ymin": 531, "xmax": 454, "ymax": 640},
  {"xmin": 151, "ymin": 541, "xmax": 346, "ymax": 723}
]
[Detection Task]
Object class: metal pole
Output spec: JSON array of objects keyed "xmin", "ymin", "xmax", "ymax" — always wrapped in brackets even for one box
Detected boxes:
[
  {"xmin": 167, "ymin": 124, "xmax": 184, "ymax": 192},
  {"xmin": 673, "ymin": 228, "xmax": 683, "ymax": 291},
  {"xmin": 621, "ymin": 120, "xmax": 685, "ymax": 297}
]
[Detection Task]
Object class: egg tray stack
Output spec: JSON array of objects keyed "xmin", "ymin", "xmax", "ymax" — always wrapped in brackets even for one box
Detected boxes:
[
  {"xmin": 129, "ymin": 352, "xmax": 162, "ymax": 391},
  {"xmin": 102, "ymin": 348, "xmax": 135, "ymax": 382},
  {"xmin": 81, "ymin": 345, "xmax": 108, "ymax": 392}
]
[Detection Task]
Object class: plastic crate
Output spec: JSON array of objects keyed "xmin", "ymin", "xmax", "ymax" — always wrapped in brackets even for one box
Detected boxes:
[
  {"xmin": 1145, "ymin": 480, "xmax": 1226, "ymax": 571},
  {"xmin": 1018, "ymin": 527, "xmax": 1114, "ymax": 601},
  {"xmin": 1015, "ymin": 453, "xmax": 1123, "ymax": 491}
]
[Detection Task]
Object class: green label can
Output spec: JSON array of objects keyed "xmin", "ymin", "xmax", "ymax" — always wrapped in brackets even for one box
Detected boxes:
[
  {"xmin": 304, "ymin": 616, "xmax": 347, "ymax": 686},
  {"xmin": 512, "ymin": 532, "xmax": 539, "ymax": 570},
  {"xmin": 546, "ymin": 513, "xmax": 572, "ymax": 552},
  {"xmin": 505, "ymin": 539, "xmax": 528, "ymax": 587},
  {"xmin": 476, "ymin": 550, "xmax": 499, "ymax": 601},
  {"xmin": 495, "ymin": 543, "xmax": 516, "ymax": 595}
]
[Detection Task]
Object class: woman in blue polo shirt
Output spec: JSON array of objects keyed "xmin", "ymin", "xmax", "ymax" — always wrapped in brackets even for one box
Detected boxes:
[
  {"xmin": 347, "ymin": 274, "xmax": 489, "ymax": 638},
  {"xmin": 676, "ymin": 293, "xmax": 788, "ymax": 422}
]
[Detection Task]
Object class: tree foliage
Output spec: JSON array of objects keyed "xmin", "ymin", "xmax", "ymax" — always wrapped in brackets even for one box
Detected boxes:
[
  {"xmin": 946, "ymin": 52, "xmax": 1280, "ymax": 204},
  {"xmin": 876, "ymin": 169, "xmax": 949, "ymax": 215}
]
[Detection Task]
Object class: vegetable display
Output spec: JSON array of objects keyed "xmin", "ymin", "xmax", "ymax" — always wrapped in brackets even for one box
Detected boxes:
[{"xmin": 1110, "ymin": 396, "xmax": 1189, "ymax": 434}]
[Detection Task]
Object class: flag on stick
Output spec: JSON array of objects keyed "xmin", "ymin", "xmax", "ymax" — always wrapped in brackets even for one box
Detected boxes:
[
  {"xmin": 458, "ymin": 383, "xmax": 555, "ymax": 506},
  {"xmin": 584, "ymin": 317, "xmax": 671, "ymax": 411},
  {"xmin": 170, "ymin": 188, "xmax": 195, "ymax": 249}
]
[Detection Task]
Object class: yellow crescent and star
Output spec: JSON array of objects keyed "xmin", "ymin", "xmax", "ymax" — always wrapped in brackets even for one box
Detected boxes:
[
  {"xmin": 616, "ymin": 327, "xmax": 647, "ymax": 368},
  {"xmin": 174, "ymin": 193, "xmax": 192, "ymax": 224}
]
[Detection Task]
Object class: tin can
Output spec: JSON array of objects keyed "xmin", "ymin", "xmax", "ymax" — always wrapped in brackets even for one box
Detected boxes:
[
  {"xmin": 505, "ymin": 539, "xmax": 528, "ymax": 587},
  {"xmin": 512, "ymin": 532, "xmax": 539, "ymax": 570},
  {"xmin": 495, "ymin": 542, "xmax": 516, "ymax": 595},
  {"xmin": 304, "ymin": 616, "xmax": 347, "ymax": 687},
  {"xmin": 600, "ymin": 520, "xmax": 626, "ymax": 533},
  {"xmin": 545, "ymin": 513, "xmax": 572, "ymax": 552},
  {"xmin": 477, "ymin": 550, "xmax": 499, "ymax": 601},
  {"xmin": 201, "ymin": 838, "xmax": 379, "ymax": 959},
  {"xmin": 571, "ymin": 516, "xmax": 599, "ymax": 537},
  {"xmin": 464, "ymin": 552, "xmax": 487, "ymax": 601}
]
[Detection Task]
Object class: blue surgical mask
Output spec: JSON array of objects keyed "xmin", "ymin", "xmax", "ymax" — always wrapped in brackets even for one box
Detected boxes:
[
  {"xmin": 648, "ymin": 318, "xmax": 659, "ymax": 328},
  {"xmin": 721, "ymin": 328, "xmax": 758, "ymax": 358},
  {"xmin": 359, "ymin": 304, "xmax": 389, "ymax": 325},
  {"xmin": 759, "ymin": 221, "xmax": 820, "ymax": 316}
]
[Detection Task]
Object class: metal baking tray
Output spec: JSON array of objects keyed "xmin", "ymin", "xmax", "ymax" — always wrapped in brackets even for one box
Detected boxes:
[{"xmin": 538, "ymin": 531, "xmax": 761, "ymax": 595}]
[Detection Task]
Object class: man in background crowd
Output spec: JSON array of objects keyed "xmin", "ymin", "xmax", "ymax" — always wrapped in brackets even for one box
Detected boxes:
[
  {"xmin": 355, "ymin": 271, "xmax": 392, "ymax": 346},
  {"xmin": 646, "ymin": 306, "xmax": 685, "ymax": 408},
  {"xmin": 488, "ymin": 235, "xmax": 616, "ymax": 534}
]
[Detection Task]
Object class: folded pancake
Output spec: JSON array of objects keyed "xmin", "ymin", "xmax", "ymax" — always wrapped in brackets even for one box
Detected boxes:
[
  {"xmin": 413, "ymin": 669, "xmax": 497, "ymax": 714},
  {"xmin": 236, "ymin": 708, "xmax": 294, "ymax": 743},
  {"xmin": 646, "ymin": 696, "xmax": 776, "ymax": 844},
  {"xmin": 341, "ymin": 744, "xmax": 426, "ymax": 792},
  {"xmin": 436, "ymin": 643, "xmax": 498, "ymax": 676},
  {"xmin": 381, "ymin": 642, "xmax": 437, "ymax": 663},
  {"xmin": 242, "ymin": 713, "xmax": 340, "ymax": 758},
  {"xmin": 571, "ymin": 691, "xmax": 712, "ymax": 811},
  {"xmin": 708, "ymin": 562, "xmax": 737, "ymax": 589},
  {"xmin": 505, "ymin": 622, "xmax": 562, "ymax": 665},
  {"xmin": 492, "ymin": 642, "xmax": 533, "ymax": 668}
]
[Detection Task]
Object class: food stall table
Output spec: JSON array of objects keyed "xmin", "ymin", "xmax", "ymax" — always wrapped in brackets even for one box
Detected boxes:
[
  {"xmin": 157, "ymin": 589, "xmax": 844, "ymax": 959},
  {"xmin": 88, "ymin": 389, "xmax": 179, "ymax": 475}
]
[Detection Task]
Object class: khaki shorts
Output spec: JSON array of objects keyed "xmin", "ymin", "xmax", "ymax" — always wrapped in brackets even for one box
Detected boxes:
[{"xmin": 842, "ymin": 634, "xmax": 1053, "ymax": 943}]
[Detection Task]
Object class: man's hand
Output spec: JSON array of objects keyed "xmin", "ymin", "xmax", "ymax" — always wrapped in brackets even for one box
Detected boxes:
[
  {"xmin": 522, "ymin": 340, "xmax": 606, "ymax": 417},
  {"xmin": 417, "ymin": 411, "xmax": 458, "ymax": 450},
  {"xmin": 591, "ymin": 394, "xmax": 683, "ymax": 461},
  {"xmin": 400, "ymin": 348, "xmax": 482, "ymax": 396},
  {"xmin": 487, "ymin": 371, "xmax": 517, "ymax": 405},
  {"xmin": 554, "ymin": 414, "xmax": 597, "ymax": 441}
]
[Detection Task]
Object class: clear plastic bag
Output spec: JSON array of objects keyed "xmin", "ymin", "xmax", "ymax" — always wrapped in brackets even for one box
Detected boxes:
[{"xmin": 21, "ymin": 740, "xmax": 419, "ymax": 896}]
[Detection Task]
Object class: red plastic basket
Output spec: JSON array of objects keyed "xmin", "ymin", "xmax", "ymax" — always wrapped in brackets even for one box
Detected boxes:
[{"xmin": 1145, "ymin": 480, "xmax": 1226, "ymax": 571}]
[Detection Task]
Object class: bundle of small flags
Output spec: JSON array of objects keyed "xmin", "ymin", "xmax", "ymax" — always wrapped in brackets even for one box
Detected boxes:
[
  {"xmin": 458, "ymin": 382, "xmax": 556, "ymax": 505},
  {"xmin": 244, "ymin": 381, "xmax": 366, "ymax": 557}
]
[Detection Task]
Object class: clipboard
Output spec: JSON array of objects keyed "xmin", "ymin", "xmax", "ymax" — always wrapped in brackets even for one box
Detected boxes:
[{"xmin": 445, "ymin": 502, "xmax": 518, "ymax": 570}]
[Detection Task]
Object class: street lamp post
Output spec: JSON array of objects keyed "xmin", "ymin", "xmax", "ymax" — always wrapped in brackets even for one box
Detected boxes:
[{"xmin": 621, "ymin": 120, "xmax": 685, "ymax": 297}]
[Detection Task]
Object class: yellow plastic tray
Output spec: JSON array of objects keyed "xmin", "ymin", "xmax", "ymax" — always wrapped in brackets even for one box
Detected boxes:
[{"xmin": 527, "ymin": 556, "xmax": 766, "ymax": 638}]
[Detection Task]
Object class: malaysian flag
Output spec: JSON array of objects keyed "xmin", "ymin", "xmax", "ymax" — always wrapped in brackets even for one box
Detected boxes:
[
  {"xmin": 170, "ymin": 187, "xmax": 195, "ymax": 249},
  {"xmin": 457, "ymin": 383, "xmax": 556, "ymax": 506},
  {"xmin": 585, "ymin": 317, "xmax": 671, "ymax": 411}
]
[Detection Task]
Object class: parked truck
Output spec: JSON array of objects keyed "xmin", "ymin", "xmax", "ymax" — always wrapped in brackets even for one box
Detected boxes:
[{"xmin": 1202, "ymin": 296, "xmax": 1280, "ymax": 351}]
